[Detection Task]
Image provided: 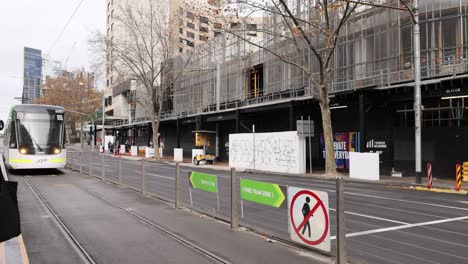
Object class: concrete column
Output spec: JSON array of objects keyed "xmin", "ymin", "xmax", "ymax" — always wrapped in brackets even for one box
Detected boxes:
[{"xmin": 359, "ymin": 94, "xmax": 366, "ymax": 152}]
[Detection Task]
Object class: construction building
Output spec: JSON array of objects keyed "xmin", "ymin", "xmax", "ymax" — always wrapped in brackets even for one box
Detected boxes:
[{"xmin": 107, "ymin": 1, "xmax": 468, "ymax": 178}]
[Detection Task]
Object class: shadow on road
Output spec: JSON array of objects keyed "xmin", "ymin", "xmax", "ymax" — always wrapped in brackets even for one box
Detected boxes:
[{"xmin": 9, "ymin": 169, "xmax": 65, "ymax": 176}]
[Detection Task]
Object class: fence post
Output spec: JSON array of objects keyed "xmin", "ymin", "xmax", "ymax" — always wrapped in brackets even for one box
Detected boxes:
[
  {"xmin": 89, "ymin": 152, "xmax": 92, "ymax": 177},
  {"xmin": 336, "ymin": 177, "xmax": 347, "ymax": 264},
  {"xmin": 101, "ymin": 153, "xmax": 105, "ymax": 181},
  {"xmin": 79, "ymin": 152, "xmax": 83, "ymax": 174},
  {"xmin": 175, "ymin": 162, "xmax": 181, "ymax": 208},
  {"xmin": 118, "ymin": 155, "xmax": 122, "ymax": 187},
  {"xmin": 231, "ymin": 167, "xmax": 238, "ymax": 229},
  {"xmin": 141, "ymin": 159, "xmax": 146, "ymax": 195}
]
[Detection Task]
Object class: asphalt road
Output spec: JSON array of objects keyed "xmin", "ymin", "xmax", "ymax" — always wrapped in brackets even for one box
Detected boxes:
[{"xmin": 67, "ymin": 151, "xmax": 468, "ymax": 264}]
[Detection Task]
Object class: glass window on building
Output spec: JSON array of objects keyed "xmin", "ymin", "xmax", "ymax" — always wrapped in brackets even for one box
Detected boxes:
[
  {"xmin": 187, "ymin": 11, "xmax": 195, "ymax": 20},
  {"xmin": 187, "ymin": 31, "xmax": 195, "ymax": 39},
  {"xmin": 200, "ymin": 16, "xmax": 209, "ymax": 24},
  {"xmin": 187, "ymin": 22, "xmax": 195, "ymax": 29}
]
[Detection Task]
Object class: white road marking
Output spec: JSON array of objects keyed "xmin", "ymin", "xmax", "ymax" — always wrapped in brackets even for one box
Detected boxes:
[
  {"xmin": 0, "ymin": 242, "xmax": 5, "ymax": 264},
  {"xmin": 331, "ymin": 215, "xmax": 468, "ymax": 240},
  {"xmin": 349, "ymin": 237, "xmax": 441, "ymax": 264},
  {"xmin": 309, "ymin": 186, "xmax": 468, "ymax": 212},
  {"xmin": 134, "ymin": 171, "xmax": 174, "ymax": 181},
  {"xmin": 329, "ymin": 208, "xmax": 409, "ymax": 225}
]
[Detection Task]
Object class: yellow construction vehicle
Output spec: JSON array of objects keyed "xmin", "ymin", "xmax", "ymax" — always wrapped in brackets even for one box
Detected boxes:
[{"xmin": 192, "ymin": 130, "xmax": 216, "ymax": 165}]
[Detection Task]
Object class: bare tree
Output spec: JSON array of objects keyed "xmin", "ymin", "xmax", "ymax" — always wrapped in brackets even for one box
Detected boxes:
[
  {"xmin": 90, "ymin": 0, "xmax": 191, "ymax": 159},
  {"xmin": 222, "ymin": 0, "xmax": 358, "ymax": 175}
]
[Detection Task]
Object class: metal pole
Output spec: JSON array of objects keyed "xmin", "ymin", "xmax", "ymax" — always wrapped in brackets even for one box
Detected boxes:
[
  {"xmin": 101, "ymin": 153, "xmax": 105, "ymax": 181},
  {"xmin": 102, "ymin": 94, "xmax": 106, "ymax": 146},
  {"xmin": 79, "ymin": 152, "xmax": 82, "ymax": 174},
  {"xmin": 230, "ymin": 167, "xmax": 238, "ymax": 229},
  {"xmin": 175, "ymin": 162, "xmax": 181, "ymax": 208},
  {"xmin": 80, "ymin": 118, "xmax": 84, "ymax": 151},
  {"xmin": 240, "ymin": 177, "xmax": 244, "ymax": 218},
  {"xmin": 308, "ymin": 115, "xmax": 313, "ymax": 174},
  {"xmin": 413, "ymin": 0, "xmax": 422, "ymax": 184},
  {"xmin": 118, "ymin": 155, "xmax": 122, "ymax": 187},
  {"xmin": 216, "ymin": 179, "xmax": 220, "ymax": 212},
  {"xmin": 252, "ymin": 125, "xmax": 255, "ymax": 171},
  {"xmin": 141, "ymin": 159, "xmax": 146, "ymax": 195},
  {"xmin": 336, "ymin": 177, "xmax": 347, "ymax": 264},
  {"xmin": 89, "ymin": 152, "xmax": 92, "ymax": 177},
  {"xmin": 189, "ymin": 172, "xmax": 193, "ymax": 207}
]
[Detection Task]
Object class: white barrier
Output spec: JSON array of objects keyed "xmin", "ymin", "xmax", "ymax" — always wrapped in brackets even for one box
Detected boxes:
[
  {"xmin": 130, "ymin": 146, "xmax": 138, "ymax": 156},
  {"xmin": 174, "ymin": 148, "xmax": 183, "ymax": 162},
  {"xmin": 229, "ymin": 131, "xmax": 306, "ymax": 174},
  {"xmin": 145, "ymin": 147, "xmax": 155, "ymax": 158},
  {"xmin": 349, "ymin": 152, "xmax": 380, "ymax": 181}
]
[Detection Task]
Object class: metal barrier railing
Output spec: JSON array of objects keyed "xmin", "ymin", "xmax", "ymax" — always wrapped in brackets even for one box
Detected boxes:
[{"xmin": 67, "ymin": 152, "xmax": 347, "ymax": 261}]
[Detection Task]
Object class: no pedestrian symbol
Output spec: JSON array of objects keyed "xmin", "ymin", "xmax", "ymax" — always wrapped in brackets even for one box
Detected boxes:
[{"xmin": 288, "ymin": 187, "xmax": 330, "ymax": 252}]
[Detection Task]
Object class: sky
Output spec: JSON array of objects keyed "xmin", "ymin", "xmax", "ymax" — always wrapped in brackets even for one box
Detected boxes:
[{"xmin": 0, "ymin": 0, "xmax": 106, "ymax": 122}]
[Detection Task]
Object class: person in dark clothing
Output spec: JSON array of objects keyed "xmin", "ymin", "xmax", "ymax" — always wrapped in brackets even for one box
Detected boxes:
[{"xmin": 301, "ymin": 196, "xmax": 311, "ymax": 237}]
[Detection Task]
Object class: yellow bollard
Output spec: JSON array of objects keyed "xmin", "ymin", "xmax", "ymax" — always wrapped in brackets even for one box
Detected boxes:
[
  {"xmin": 462, "ymin": 162, "xmax": 468, "ymax": 182},
  {"xmin": 456, "ymin": 164, "xmax": 462, "ymax": 191}
]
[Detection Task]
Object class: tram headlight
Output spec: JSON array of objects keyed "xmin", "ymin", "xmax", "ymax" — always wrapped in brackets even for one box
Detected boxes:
[
  {"xmin": 53, "ymin": 147, "xmax": 61, "ymax": 154},
  {"xmin": 19, "ymin": 148, "xmax": 27, "ymax": 154}
]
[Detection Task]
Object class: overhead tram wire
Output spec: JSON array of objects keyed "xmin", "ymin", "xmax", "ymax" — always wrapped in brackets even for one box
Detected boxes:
[{"xmin": 45, "ymin": 0, "xmax": 85, "ymax": 59}]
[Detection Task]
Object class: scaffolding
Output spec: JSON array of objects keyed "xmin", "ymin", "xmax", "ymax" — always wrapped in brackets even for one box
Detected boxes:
[{"xmin": 112, "ymin": 0, "xmax": 468, "ymax": 126}]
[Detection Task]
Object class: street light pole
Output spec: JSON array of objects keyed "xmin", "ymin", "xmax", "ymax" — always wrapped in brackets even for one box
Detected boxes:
[
  {"xmin": 101, "ymin": 93, "xmax": 106, "ymax": 146},
  {"xmin": 413, "ymin": 0, "xmax": 422, "ymax": 184}
]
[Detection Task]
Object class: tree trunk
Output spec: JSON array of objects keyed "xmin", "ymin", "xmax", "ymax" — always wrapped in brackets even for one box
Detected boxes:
[
  {"xmin": 152, "ymin": 118, "xmax": 160, "ymax": 160},
  {"xmin": 319, "ymin": 86, "xmax": 336, "ymax": 176}
]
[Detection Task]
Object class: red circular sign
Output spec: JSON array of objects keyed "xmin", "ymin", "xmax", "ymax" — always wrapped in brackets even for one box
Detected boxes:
[{"xmin": 289, "ymin": 190, "xmax": 329, "ymax": 246}]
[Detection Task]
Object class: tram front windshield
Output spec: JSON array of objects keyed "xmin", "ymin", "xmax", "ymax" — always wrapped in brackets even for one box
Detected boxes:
[{"xmin": 16, "ymin": 111, "xmax": 64, "ymax": 153}]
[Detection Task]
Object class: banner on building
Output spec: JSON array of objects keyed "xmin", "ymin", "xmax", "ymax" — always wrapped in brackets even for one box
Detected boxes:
[{"xmin": 320, "ymin": 132, "xmax": 360, "ymax": 170}]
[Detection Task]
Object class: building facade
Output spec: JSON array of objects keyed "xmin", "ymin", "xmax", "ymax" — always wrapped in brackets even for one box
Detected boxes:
[
  {"xmin": 107, "ymin": 1, "xmax": 468, "ymax": 178},
  {"xmin": 22, "ymin": 47, "xmax": 43, "ymax": 104}
]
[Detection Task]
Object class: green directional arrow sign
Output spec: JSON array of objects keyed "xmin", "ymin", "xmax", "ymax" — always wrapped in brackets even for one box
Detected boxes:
[
  {"xmin": 240, "ymin": 179, "xmax": 285, "ymax": 208},
  {"xmin": 189, "ymin": 172, "xmax": 218, "ymax": 193}
]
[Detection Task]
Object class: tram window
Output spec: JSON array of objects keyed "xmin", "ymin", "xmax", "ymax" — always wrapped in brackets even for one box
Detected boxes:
[{"xmin": 9, "ymin": 121, "xmax": 16, "ymax": 148}]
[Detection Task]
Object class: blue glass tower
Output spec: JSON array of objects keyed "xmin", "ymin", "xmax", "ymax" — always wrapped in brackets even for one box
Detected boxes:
[{"xmin": 22, "ymin": 47, "xmax": 43, "ymax": 104}]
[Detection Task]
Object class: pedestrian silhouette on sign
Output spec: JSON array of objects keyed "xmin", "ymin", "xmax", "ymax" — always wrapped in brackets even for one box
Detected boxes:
[{"xmin": 301, "ymin": 196, "xmax": 311, "ymax": 237}]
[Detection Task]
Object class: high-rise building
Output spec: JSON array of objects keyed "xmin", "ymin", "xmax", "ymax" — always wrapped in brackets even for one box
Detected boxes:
[{"xmin": 22, "ymin": 47, "xmax": 43, "ymax": 104}]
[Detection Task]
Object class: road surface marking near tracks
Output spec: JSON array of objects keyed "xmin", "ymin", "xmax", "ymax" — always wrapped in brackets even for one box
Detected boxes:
[
  {"xmin": 312, "ymin": 186, "xmax": 468, "ymax": 212},
  {"xmin": 329, "ymin": 208, "xmax": 409, "ymax": 225},
  {"xmin": 0, "ymin": 242, "xmax": 4, "ymax": 264},
  {"xmin": 133, "ymin": 171, "xmax": 174, "ymax": 180},
  {"xmin": 92, "ymin": 163, "xmax": 114, "ymax": 168},
  {"xmin": 18, "ymin": 235, "xmax": 30, "ymax": 264},
  {"xmin": 331, "ymin": 215, "xmax": 468, "ymax": 240},
  {"xmin": 0, "ymin": 235, "xmax": 30, "ymax": 264},
  {"xmin": 349, "ymin": 237, "xmax": 441, "ymax": 264}
]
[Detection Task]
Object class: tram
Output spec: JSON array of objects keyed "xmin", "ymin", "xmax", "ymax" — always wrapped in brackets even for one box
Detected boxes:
[{"xmin": 1, "ymin": 105, "xmax": 66, "ymax": 170}]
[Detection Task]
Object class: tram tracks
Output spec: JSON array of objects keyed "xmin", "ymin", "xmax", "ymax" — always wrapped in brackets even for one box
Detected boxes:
[
  {"xmin": 23, "ymin": 176, "xmax": 96, "ymax": 264},
  {"xmin": 23, "ymin": 176, "xmax": 231, "ymax": 264}
]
